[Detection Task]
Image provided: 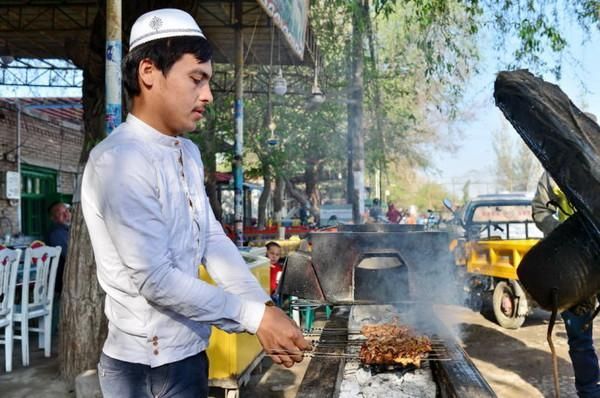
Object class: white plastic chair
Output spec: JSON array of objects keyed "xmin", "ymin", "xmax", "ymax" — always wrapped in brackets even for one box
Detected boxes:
[
  {"xmin": 13, "ymin": 245, "xmax": 61, "ymax": 366},
  {"xmin": 0, "ymin": 247, "xmax": 22, "ymax": 372}
]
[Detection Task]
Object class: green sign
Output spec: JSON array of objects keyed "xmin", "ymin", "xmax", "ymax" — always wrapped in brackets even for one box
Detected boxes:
[{"xmin": 257, "ymin": 0, "xmax": 309, "ymax": 59}]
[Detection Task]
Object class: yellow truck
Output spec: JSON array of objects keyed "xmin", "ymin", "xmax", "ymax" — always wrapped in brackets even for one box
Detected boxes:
[{"xmin": 445, "ymin": 194, "xmax": 544, "ymax": 329}]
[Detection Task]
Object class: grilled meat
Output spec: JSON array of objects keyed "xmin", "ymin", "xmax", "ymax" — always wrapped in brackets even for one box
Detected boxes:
[
  {"xmin": 360, "ymin": 323, "xmax": 410, "ymax": 338},
  {"xmin": 359, "ymin": 324, "xmax": 432, "ymax": 367}
]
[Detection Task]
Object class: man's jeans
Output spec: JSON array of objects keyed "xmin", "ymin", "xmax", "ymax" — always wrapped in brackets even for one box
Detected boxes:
[
  {"xmin": 562, "ymin": 310, "xmax": 600, "ymax": 398},
  {"xmin": 98, "ymin": 351, "xmax": 209, "ymax": 398}
]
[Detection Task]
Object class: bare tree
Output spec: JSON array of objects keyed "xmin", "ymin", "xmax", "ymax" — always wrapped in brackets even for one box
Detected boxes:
[{"xmin": 493, "ymin": 124, "xmax": 542, "ymax": 192}]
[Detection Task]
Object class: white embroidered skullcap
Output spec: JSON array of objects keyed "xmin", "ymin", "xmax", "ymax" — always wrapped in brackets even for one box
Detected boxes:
[{"xmin": 129, "ymin": 8, "xmax": 206, "ymax": 50}]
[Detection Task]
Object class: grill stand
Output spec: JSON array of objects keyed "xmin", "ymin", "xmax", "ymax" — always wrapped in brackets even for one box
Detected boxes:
[
  {"xmin": 297, "ymin": 307, "xmax": 496, "ymax": 398},
  {"xmin": 429, "ymin": 331, "xmax": 496, "ymax": 397},
  {"xmin": 296, "ymin": 309, "xmax": 349, "ymax": 398}
]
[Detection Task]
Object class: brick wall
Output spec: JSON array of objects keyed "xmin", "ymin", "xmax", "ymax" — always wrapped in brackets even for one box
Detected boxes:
[{"xmin": 0, "ymin": 102, "xmax": 83, "ymax": 234}]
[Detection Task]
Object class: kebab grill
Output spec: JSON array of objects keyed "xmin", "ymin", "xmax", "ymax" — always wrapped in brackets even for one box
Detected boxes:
[{"xmin": 278, "ymin": 225, "xmax": 496, "ymax": 397}]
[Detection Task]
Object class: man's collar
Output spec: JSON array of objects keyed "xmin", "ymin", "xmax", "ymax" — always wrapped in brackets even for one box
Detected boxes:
[{"xmin": 126, "ymin": 114, "xmax": 183, "ymax": 148}]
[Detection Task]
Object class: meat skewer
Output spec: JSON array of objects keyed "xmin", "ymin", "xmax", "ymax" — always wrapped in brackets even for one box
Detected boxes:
[{"xmin": 358, "ymin": 323, "xmax": 433, "ymax": 368}]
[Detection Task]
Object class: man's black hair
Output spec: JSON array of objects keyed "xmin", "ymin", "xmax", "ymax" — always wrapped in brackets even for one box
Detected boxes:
[
  {"xmin": 266, "ymin": 241, "xmax": 281, "ymax": 250},
  {"xmin": 123, "ymin": 36, "xmax": 213, "ymax": 99}
]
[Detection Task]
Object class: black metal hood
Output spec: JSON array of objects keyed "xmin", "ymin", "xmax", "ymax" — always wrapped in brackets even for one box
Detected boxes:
[{"xmin": 494, "ymin": 69, "xmax": 600, "ymax": 311}]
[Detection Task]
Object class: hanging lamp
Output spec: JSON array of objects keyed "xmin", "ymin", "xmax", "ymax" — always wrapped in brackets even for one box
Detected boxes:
[
  {"xmin": 267, "ymin": 120, "xmax": 278, "ymax": 146},
  {"xmin": 311, "ymin": 58, "xmax": 325, "ymax": 104},
  {"xmin": 273, "ymin": 68, "xmax": 287, "ymax": 96}
]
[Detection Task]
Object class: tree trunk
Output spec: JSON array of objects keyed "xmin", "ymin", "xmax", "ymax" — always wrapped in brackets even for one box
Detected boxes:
[
  {"xmin": 304, "ymin": 160, "xmax": 321, "ymax": 221},
  {"xmin": 205, "ymin": 170, "xmax": 222, "ymax": 221},
  {"xmin": 348, "ymin": 0, "xmax": 367, "ymax": 224},
  {"xmin": 257, "ymin": 166, "xmax": 272, "ymax": 228},
  {"xmin": 59, "ymin": 4, "xmax": 107, "ymax": 382},
  {"xmin": 346, "ymin": 40, "xmax": 354, "ymax": 206},
  {"xmin": 203, "ymin": 128, "xmax": 222, "ymax": 221},
  {"xmin": 284, "ymin": 178, "xmax": 319, "ymax": 220},
  {"xmin": 273, "ymin": 176, "xmax": 285, "ymax": 225},
  {"xmin": 59, "ymin": 203, "xmax": 108, "ymax": 381},
  {"xmin": 365, "ymin": 4, "xmax": 386, "ymax": 200}
]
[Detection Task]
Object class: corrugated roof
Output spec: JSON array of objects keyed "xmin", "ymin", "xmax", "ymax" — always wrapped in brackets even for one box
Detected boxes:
[
  {"xmin": 0, "ymin": 97, "xmax": 82, "ymax": 126},
  {"xmin": 0, "ymin": 1, "xmax": 317, "ymax": 66}
]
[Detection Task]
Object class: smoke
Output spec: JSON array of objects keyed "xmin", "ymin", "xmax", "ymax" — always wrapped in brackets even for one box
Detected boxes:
[
  {"xmin": 409, "ymin": 233, "xmax": 466, "ymax": 342},
  {"xmin": 353, "ymin": 230, "xmax": 467, "ymax": 341},
  {"xmin": 300, "ymin": 228, "xmax": 468, "ymax": 340}
]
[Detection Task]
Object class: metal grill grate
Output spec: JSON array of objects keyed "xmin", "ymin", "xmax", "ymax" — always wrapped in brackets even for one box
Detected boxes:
[{"xmin": 300, "ymin": 326, "xmax": 453, "ymax": 365}]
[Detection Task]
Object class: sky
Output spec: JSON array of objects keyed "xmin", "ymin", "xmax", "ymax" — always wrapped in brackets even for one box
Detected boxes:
[
  {"xmin": 429, "ymin": 15, "xmax": 600, "ymax": 198},
  {"xmin": 0, "ymin": 64, "xmax": 82, "ymax": 98}
]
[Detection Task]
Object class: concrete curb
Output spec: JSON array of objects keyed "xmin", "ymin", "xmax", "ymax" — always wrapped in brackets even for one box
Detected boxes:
[{"xmin": 75, "ymin": 369, "xmax": 102, "ymax": 398}]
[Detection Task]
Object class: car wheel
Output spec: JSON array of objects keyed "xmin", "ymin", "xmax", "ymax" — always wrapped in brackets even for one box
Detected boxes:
[{"xmin": 493, "ymin": 280, "xmax": 526, "ymax": 329}]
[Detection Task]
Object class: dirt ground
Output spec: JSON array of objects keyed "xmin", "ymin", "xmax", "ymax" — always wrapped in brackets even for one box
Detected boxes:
[
  {"xmin": 436, "ymin": 304, "xmax": 585, "ymax": 397},
  {"xmin": 1, "ymin": 304, "xmax": 597, "ymax": 397}
]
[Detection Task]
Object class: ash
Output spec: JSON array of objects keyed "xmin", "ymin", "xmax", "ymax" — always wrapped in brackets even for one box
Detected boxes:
[
  {"xmin": 338, "ymin": 305, "xmax": 437, "ymax": 397},
  {"xmin": 339, "ymin": 364, "xmax": 436, "ymax": 398}
]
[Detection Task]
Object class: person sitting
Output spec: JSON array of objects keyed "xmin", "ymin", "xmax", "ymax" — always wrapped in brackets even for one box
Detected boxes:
[
  {"xmin": 326, "ymin": 215, "xmax": 339, "ymax": 227},
  {"xmin": 266, "ymin": 241, "xmax": 283, "ymax": 296},
  {"xmin": 299, "ymin": 202, "xmax": 309, "ymax": 226},
  {"xmin": 369, "ymin": 198, "xmax": 382, "ymax": 222},
  {"xmin": 404, "ymin": 206, "xmax": 418, "ymax": 225},
  {"xmin": 46, "ymin": 201, "xmax": 71, "ymax": 334},
  {"xmin": 46, "ymin": 201, "xmax": 71, "ymax": 297}
]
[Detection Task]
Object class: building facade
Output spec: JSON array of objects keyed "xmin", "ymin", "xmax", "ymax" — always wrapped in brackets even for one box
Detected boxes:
[{"xmin": 0, "ymin": 98, "xmax": 83, "ymax": 240}]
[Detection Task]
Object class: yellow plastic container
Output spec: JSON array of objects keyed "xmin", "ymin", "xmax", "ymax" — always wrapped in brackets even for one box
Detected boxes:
[{"xmin": 198, "ymin": 252, "xmax": 269, "ymax": 388}]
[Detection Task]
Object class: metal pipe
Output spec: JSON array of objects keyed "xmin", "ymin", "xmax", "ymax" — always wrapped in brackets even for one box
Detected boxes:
[
  {"xmin": 233, "ymin": 0, "xmax": 244, "ymax": 246},
  {"xmin": 16, "ymin": 100, "xmax": 21, "ymax": 234},
  {"xmin": 105, "ymin": 0, "xmax": 122, "ymax": 135},
  {"xmin": 25, "ymin": 104, "xmax": 82, "ymax": 110}
]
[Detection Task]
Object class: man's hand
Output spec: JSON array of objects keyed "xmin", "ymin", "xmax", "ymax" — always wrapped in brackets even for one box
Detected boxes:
[{"xmin": 256, "ymin": 305, "xmax": 311, "ymax": 368}]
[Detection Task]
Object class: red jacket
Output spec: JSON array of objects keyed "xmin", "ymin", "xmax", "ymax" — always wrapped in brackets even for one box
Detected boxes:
[{"xmin": 270, "ymin": 262, "xmax": 283, "ymax": 294}]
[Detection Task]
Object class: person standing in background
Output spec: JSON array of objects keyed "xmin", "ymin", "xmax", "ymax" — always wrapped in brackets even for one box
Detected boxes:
[{"xmin": 386, "ymin": 203, "xmax": 402, "ymax": 223}]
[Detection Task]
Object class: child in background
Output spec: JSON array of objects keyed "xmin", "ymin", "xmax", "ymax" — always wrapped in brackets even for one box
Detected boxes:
[{"xmin": 266, "ymin": 241, "xmax": 283, "ymax": 295}]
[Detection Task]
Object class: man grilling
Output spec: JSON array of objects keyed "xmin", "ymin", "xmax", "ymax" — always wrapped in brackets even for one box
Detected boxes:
[{"xmin": 82, "ymin": 8, "xmax": 308, "ymax": 397}]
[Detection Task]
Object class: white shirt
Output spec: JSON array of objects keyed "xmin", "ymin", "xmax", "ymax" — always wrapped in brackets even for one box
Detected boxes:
[{"xmin": 81, "ymin": 114, "xmax": 269, "ymax": 367}]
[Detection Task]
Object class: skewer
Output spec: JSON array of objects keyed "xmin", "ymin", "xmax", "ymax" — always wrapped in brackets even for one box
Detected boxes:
[
  {"xmin": 304, "ymin": 331, "xmax": 445, "ymax": 339},
  {"xmin": 304, "ymin": 326, "xmax": 440, "ymax": 332},
  {"xmin": 311, "ymin": 338, "xmax": 446, "ymax": 343},
  {"xmin": 267, "ymin": 348, "xmax": 450, "ymax": 358},
  {"xmin": 266, "ymin": 350, "xmax": 359, "ymax": 358},
  {"xmin": 306, "ymin": 339, "xmax": 447, "ymax": 347},
  {"xmin": 263, "ymin": 353, "xmax": 452, "ymax": 362}
]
